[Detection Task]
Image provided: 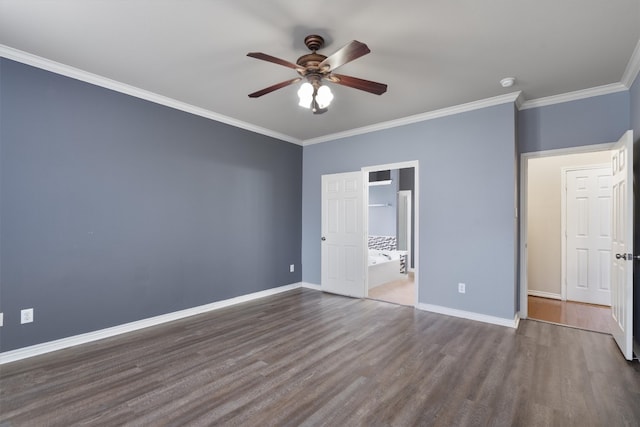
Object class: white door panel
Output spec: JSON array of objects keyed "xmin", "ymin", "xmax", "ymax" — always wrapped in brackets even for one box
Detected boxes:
[
  {"xmin": 566, "ymin": 167, "xmax": 612, "ymax": 306},
  {"xmin": 610, "ymin": 130, "xmax": 634, "ymax": 361},
  {"xmin": 321, "ymin": 172, "xmax": 365, "ymax": 298}
]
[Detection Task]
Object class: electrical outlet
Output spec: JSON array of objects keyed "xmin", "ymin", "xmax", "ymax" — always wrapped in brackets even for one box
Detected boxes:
[
  {"xmin": 458, "ymin": 283, "xmax": 466, "ymax": 294},
  {"xmin": 290, "ymin": 264, "xmax": 295, "ymax": 273},
  {"xmin": 0, "ymin": 312, "xmax": 3, "ymax": 327},
  {"xmin": 21, "ymin": 308, "xmax": 34, "ymax": 324}
]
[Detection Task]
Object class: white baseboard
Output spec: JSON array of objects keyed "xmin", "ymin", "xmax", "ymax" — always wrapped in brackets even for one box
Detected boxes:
[
  {"xmin": 0, "ymin": 282, "xmax": 304, "ymax": 365},
  {"xmin": 416, "ymin": 303, "xmax": 519, "ymax": 328},
  {"xmin": 1, "ymin": 283, "xmax": 524, "ymax": 363},
  {"xmin": 527, "ymin": 290, "xmax": 562, "ymax": 300},
  {"xmin": 300, "ymin": 282, "xmax": 321, "ymax": 291}
]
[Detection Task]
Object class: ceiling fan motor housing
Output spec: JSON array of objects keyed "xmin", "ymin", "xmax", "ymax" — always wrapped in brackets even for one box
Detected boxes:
[
  {"xmin": 297, "ymin": 35, "xmax": 329, "ymax": 76},
  {"xmin": 304, "ymin": 35, "xmax": 325, "ymax": 51}
]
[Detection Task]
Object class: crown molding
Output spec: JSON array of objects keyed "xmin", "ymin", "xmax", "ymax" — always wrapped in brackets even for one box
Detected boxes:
[
  {"xmin": 514, "ymin": 91, "xmax": 526, "ymax": 110},
  {"xmin": 0, "ymin": 44, "xmax": 302, "ymax": 145},
  {"xmin": 302, "ymin": 91, "xmax": 522, "ymax": 146},
  {"xmin": 519, "ymin": 82, "xmax": 628, "ymax": 110},
  {"xmin": 621, "ymin": 38, "xmax": 640, "ymax": 88},
  {"xmin": 3, "ymin": 42, "xmax": 637, "ymax": 146}
]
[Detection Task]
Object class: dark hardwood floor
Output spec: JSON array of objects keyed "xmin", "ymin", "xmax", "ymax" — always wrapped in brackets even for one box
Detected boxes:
[{"xmin": 1, "ymin": 288, "xmax": 639, "ymax": 426}]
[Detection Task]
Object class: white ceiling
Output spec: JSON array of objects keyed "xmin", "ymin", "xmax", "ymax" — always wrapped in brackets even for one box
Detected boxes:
[{"xmin": 1, "ymin": 0, "xmax": 639, "ymax": 143}]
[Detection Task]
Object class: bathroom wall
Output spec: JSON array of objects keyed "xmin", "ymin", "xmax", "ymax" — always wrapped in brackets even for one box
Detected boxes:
[{"xmin": 368, "ymin": 169, "xmax": 398, "ymax": 236}]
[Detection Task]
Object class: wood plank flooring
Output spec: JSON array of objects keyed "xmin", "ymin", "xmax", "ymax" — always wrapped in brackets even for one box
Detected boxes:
[
  {"xmin": 368, "ymin": 275, "xmax": 415, "ymax": 306},
  {"xmin": 1, "ymin": 288, "xmax": 639, "ymax": 426},
  {"xmin": 528, "ymin": 296, "xmax": 611, "ymax": 333}
]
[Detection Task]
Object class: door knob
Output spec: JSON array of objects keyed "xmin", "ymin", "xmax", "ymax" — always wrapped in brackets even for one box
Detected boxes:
[
  {"xmin": 321, "ymin": 236, "xmax": 326, "ymax": 241},
  {"xmin": 616, "ymin": 253, "xmax": 636, "ymax": 260}
]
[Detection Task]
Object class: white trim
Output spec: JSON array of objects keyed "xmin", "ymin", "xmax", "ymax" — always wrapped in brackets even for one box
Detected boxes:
[
  {"xmin": 303, "ymin": 92, "xmax": 522, "ymax": 146},
  {"xmin": 368, "ymin": 180, "xmax": 393, "ymax": 187},
  {"xmin": 0, "ymin": 282, "xmax": 304, "ymax": 365},
  {"xmin": 560, "ymin": 166, "xmax": 568, "ymax": 301},
  {"xmin": 4, "ymin": 41, "xmax": 636, "ymax": 146},
  {"xmin": 397, "ymin": 190, "xmax": 412, "ymax": 278},
  {"xmin": 621, "ymin": 38, "xmax": 640, "ymax": 88},
  {"xmin": 361, "ymin": 161, "xmax": 420, "ymax": 308},
  {"xmin": 527, "ymin": 290, "xmax": 562, "ymax": 300},
  {"xmin": 514, "ymin": 92, "xmax": 526, "ymax": 110},
  {"xmin": 0, "ymin": 44, "xmax": 301, "ymax": 145},
  {"xmin": 519, "ymin": 143, "xmax": 616, "ymax": 320},
  {"xmin": 521, "ymin": 142, "xmax": 616, "ymax": 158},
  {"xmin": 416, "ymin": 303, "xmax": 519, "ymax": 328},
  {"xmin": 519, "ymin": 83, "xmax": 628, "ymax": 110},
  {"xmin": 300, "ymin": 282, "xmax": 322, "ymax": 291}
]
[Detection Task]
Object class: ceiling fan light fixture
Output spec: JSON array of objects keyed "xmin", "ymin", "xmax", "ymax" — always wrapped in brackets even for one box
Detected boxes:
[
  {"xmin": 248, "ymin": 35, "xmax": 387, "ymax": 113},
  {"xmin": 297, "ymin": 82, "xmax": 314, "ymax": 108},
  {"xmin": 316, "ymin": 85, "xmax": 334, "ymax": 109}
]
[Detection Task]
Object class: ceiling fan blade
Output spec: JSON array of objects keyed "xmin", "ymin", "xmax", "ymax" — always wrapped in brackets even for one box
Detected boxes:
[
  {"xmin": 247, "ymin": 52, "xmax": 302, "ymax": 71},
  {"xmin": 318, "ymin": 41, "xmax": 370, "ymax": 71},
  {"xmin": 329, "ymin": 74, "xmax": 387, "ymax": 95},
  {"xmin": 248, "ymin": 77, "xmax": 302, "ymax": 98}
]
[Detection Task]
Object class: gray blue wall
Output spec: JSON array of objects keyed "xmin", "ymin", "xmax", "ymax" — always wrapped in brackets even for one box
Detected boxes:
[
  {"xmin": 302, "ymin": 104, "xmax": 518, "ymax": 320},
  {"xmin": 368, "ymin": 169, "xmax": 398, "ymax": 236},
  {"xmin": 633, "ymin": 74, "xmax": 640, "ymax": 140},
  {"xmin": 0, "ymin": 59, "xmax": 303, "ymax": 351},
  {"xmin": 518, "ymin": 91, "xmax": 630, "ymax": 153},
  {"xmin": 631, "ymin": 71, "xmax": 639, "ymax": 347}
]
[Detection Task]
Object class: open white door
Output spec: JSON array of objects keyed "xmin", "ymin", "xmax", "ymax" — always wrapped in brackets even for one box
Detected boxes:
[
  {"xmin": 321, "ymin": 172, "xmax": 365, "ymax": 298},
  {"xmin": 610, "ymin": 130, "xmax": 634, "ymax": 360}
]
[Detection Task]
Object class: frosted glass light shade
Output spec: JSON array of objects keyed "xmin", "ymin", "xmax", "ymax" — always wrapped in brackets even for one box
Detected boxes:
[
  {"xmin": 316, "ymin": 85, "xmax": 333, "ymax": 108},
  {"xmin": 297, "ymin": 82, "xmax": 313, "ymax": 108}
]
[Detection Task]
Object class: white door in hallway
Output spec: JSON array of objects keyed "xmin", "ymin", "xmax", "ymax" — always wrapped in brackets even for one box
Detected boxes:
[
  {"xmin": 610, "ymin": 130, "xmax": 634, "ymax": 361},
  {"xmin": 321, "ymin": 172, "xmax": 365, "ymax": 298},
  {"xmin": 565, "ymin": 166, "xmax": 612, "ymax": 306}
]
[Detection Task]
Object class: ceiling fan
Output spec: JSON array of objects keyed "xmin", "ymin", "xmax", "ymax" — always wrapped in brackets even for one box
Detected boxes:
[{"xmin": 247, "ymin": 35, "xmax": 387, "ymax": 114}]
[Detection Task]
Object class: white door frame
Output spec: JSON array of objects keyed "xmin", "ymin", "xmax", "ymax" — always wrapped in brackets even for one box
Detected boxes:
[
  {"xmin": 560, "ymin": 163, "xmax": 612, "ymax": 302},
  {"xmin": 362, "ymin": 161, "xmax": 419, "ymax": 307},
  {"xmin": 519, "ymin": 143, "xmax": 614, "ymax": 319},
  {"xmin": 397, "ymin": 190, "xmax": 413, "ymax": 273}
]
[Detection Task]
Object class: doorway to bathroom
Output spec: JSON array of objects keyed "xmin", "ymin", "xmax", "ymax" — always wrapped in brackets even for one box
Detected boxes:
[{"xmin": 364, "ymin": 163, "xmax": 417, "ymax": 306}]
